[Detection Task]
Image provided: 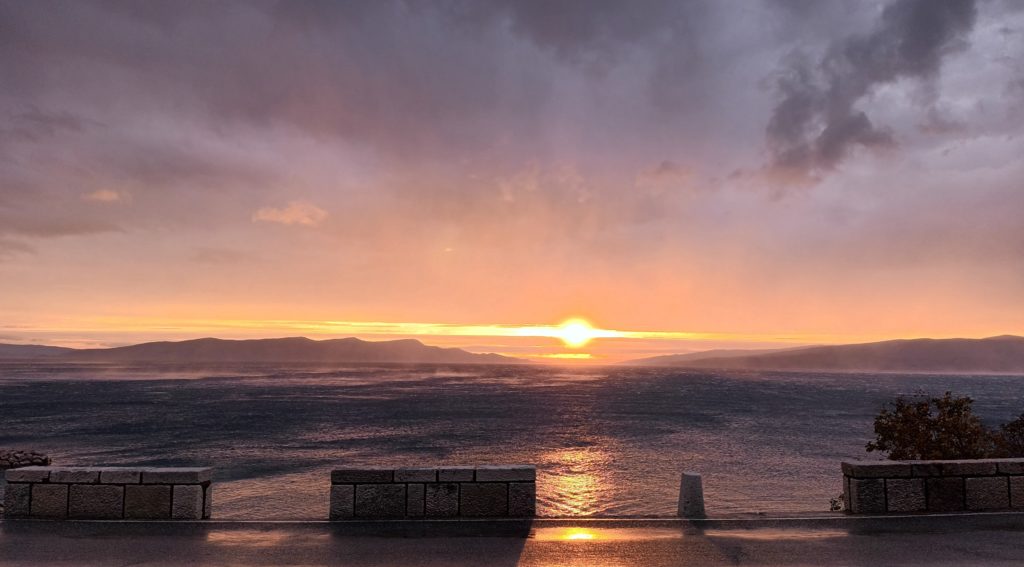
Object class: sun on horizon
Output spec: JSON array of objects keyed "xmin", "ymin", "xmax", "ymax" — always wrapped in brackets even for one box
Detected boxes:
[{"xmin": 554, "ymin": 319, "xmax": 599, "ymax": 348}]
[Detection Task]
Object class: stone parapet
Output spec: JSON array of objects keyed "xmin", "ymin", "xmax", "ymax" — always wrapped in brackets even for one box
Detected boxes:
[
  {"xmin": 329, "ymin": 465, "xmax": 536, "ymax": 520},
  {"xmin": 842, "ymin": 459, "xmax": 1024, "ymax": 514},
  {"xmin": 3, "ymin": 466, "xmax": 213, "ymax": 520}
]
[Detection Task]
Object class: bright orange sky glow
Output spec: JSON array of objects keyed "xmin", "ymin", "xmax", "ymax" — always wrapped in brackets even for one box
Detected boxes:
[
  {"xmin": 2, "ymin": 313, "xmax": 1017, "ymax": 363},
  {"xmin": 2, "ymin": 1, "xmax": 1022, "ymax": 363}
]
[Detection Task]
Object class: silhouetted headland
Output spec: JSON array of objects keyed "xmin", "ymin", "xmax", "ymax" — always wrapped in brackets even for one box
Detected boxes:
[
  {"xmin": 624, "ymin": 335, "xmax": 1024, "ymax": 373},
  {"xmin": 0, "ymin": 337, "xmax": 521, "ymax": 364}
]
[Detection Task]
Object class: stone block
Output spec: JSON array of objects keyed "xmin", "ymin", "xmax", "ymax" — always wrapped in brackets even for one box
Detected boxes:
[
  {"xmin": 51, "ymin": 468, "xmax": 100, "ymax": 484},
  {"xmin": 1010, "ymin": 477, "xmax": 1024, "ymax": 509},
  {"xmin": 31, "ymin": 484, "xmax": 68, "ymax": 519},
  {"xmin": 69, "ymin": 484, "xmax": 124, "ymax": 519},
  {"xmin": 475, "ymin": 465, "xmax": 536, "ymax": 482},
  {"xmin": 966, "ymin": 477, "xmax": 1010, "ymax": 510},
  {"xmin": 909, "ymin": 462, "xmax": 940, "ymax": 477},
  {"xmin": 3, "ymin": 483, "xmax": 31, "ymax": 517},
  {"xmin": 100, "ymin": 468, "xmax": 142, "ymax": 484},
  {"xmin": 125, "ymin": 485, "xmax": 171, "ymax": 519},
  {"xmin": 848, "ymin": 478, "xmax": 885, "ymax": 514},
  {"xmin": 841, "ymin": 461, "xmax": 912, "ymax": 479},
  {"xmin": 460, "ymin": 483, "xmax": 508, "ymax": 517},
  {"xmin": 509, "ymin": 482, "xmax": 536, "ymax": 517},
  {"xmin": 885, "ymin": 479, "xmax": 925, "ymax": 512},
  {"xmin": 425, "ymin": 483, "xmax": 459, "ymax": 517},
  {"xmin": 395, "ymin": 468, "xmax": 437, "ymax": 482},
  {"xmin": 407, "ymin": 483, "xmax": 425, "ymax": 516},
  {"xmin": 947, "ymin": 461, "xmax": 999, "ymax": 476},
  {"xmin": 354, "ymin": 484, "xmax": 406, "ymax": 518},
  {"xmin": 6, "ymin": 467, "xmax": 51, "ymax": 483},
  {"xmin": 995, "ymin": 460, "xmax": 1024, "ymax": 475},
  {"xmin": 203, "ymin": 485, "xmax": 213, "ymax": 519},
  {"xmin": 331, "ymin": 469, "xmax": 393, "ymax": 484},
  {"xmin": 912, "ymin": 460, "xmax": 997, "ymax": 477},
  {"xmin": 926, "ymin": 477, "xmax": 965, "ymax": 512},
  {"xmin": 141, "ymin": 468, "xmax": 212, "ymax": 484},
  {"xmin": 438, "ymin": 467, "xmax": 474, "ymax": 482},
  {"xmin": 172, "ymin": 485, "xmax": 204, "ymax": 519},
  {"xmin": 330, "ymin": 485, "xmax": 354, "ymax": 519}
]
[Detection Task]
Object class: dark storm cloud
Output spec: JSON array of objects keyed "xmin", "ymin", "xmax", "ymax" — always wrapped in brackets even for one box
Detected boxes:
[
  {"xmin": 0, "ymin": 0, "xmax": 728, "ymax": 235},
  {"xmin": 0, "ymin": 0, "xmax": 717, "ymax": 155},
  {"xmin": 0, "ymin": 0, "xmax": 1013, "ymax": 244},
  {"xmin": 765, "ymin": 0, "xmax": 977, "ymax": 179}
]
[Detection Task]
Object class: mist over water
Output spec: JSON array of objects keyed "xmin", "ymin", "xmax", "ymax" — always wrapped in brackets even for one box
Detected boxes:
[{"xmin": 1, "ymin": 363, "xmax": 1022, "ymax": 518}]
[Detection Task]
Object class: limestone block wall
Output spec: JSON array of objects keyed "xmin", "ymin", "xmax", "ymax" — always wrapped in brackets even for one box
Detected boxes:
[
  {"xmin": 3, "ymin": 467, "xmax": 213, "ymax": 520},
  {"xmin": 843, "ymin": 459, "xmax": 1024, "ymax": 514},
  {"xmin": 330, "ymin": 465, "xmax": 536, "ymax": 520}
]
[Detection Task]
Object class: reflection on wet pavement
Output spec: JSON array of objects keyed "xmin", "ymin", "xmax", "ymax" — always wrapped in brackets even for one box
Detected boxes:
[
  {"xmin": 206, "ymin": 529, "xmax": 329, "ymax": 547},
  {"xmin": 533, "ymin": 527, "xmax": 684, "ymax": 541},
  {"xmin": 702, "ymin": 528, "xmax": 848, "ymax": 540}
]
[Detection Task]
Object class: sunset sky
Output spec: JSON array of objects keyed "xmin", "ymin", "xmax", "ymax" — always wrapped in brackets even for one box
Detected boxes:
[{"xmin": 1, "ymin": 0, "xmax": 1022, "ymax": 362}]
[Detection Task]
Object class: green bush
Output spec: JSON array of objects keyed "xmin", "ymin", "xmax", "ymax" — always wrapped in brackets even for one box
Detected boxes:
[
  {"xmin": 866, "ymin": 391, "xmax": 1001, "ymax": 460},
  {"xmin": 996, "ymin": 414, "xmax": 1024, "ymax": 458}
]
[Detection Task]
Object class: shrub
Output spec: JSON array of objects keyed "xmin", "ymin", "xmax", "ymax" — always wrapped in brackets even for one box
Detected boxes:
[
  {"xmin": 866, "ymin": 391, "xmax": 999, "ymax": 460},
  {"xmin": 996, "ymin": 414, "xmax": 1024, "ymax": 458}
]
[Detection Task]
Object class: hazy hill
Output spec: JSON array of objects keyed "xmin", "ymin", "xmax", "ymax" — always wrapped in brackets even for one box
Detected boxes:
[
  {"xmin": 624, "ymin": 347, "xmax": 798, "ymax": 367},
  {"xmin": 0, "ymin": 337, "xmax": 520, "ymax": 364},
  {"xmin": 0, "ymin": 343, "xmax": 75, "ymax": 359},
  {"xmin": 624, "ymin": 336, "xmax": 1024, "ymax": 373}
]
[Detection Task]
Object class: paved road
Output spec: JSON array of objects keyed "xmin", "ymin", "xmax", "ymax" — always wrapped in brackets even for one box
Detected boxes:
[{"xmin": 2, "ymin": 515, "xmax": 1024, "ymax": 566}]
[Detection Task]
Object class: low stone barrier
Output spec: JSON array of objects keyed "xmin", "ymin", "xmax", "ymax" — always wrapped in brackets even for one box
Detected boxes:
[
  {"xmin": 843, "ymin": 459, "xmax": 1024, "ymax": 514},
  {"xmin": 330, "ymin": 465, "xmax": 536, "ymax": 520},
  {"xmin": 3, "ymin": 467, "xmax": 213, "ymax": 520}
]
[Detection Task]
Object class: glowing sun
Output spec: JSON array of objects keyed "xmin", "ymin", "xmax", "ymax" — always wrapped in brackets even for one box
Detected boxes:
[{"xmin": 556, "ymin": 318, "xmax": 599, "ymax": 348}]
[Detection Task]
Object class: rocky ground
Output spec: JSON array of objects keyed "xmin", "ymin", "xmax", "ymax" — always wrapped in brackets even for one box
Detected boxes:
[{"xmin": 0, "ymin": 450, "xmax": 50, "ymax": 470}]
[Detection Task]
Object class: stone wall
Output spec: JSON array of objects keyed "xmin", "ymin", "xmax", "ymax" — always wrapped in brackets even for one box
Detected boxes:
[
  {"xmin": 3, "ymin": 467, "xmax": 212, "ymax": 520},
  {"xmin": 843, "ymin": 459, "xmax": 1024, "ymax": 514},
  {"xmin": 330, "ymin": 465, "xmax": 536, "ymax": 520}
]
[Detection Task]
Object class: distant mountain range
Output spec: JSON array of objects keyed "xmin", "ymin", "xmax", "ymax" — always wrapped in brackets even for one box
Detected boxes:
[
  {"xmin": 4, "ymin": 335, "xmax": 1024, "ymax": 372},
  {"xmin": 0, "ymin": 337, "xmax": 520, "ymax": 364},
  {"xmin": 0, "ymin": 343, "xmax": 75, "ymax": 359},
  {"xmin": 623, "ymin": 335, "xmax": 1024, "ymax": 373}
]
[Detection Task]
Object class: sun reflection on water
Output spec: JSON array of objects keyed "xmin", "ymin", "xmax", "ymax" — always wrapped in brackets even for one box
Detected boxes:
[{"xmin": 540, "ymin": 446, "xmax": 612, "ymax": 516}]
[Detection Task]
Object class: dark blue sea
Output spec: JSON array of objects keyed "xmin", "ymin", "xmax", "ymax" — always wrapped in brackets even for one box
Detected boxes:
[{"xmin": 1, "ymin": 363, "xmax": 1022, "ymax": 518}]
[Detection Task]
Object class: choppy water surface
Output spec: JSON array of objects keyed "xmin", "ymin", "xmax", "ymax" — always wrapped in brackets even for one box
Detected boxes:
[{"xmin": 1, "ymin": 363, "xmax": 1021, "ymax": 518}]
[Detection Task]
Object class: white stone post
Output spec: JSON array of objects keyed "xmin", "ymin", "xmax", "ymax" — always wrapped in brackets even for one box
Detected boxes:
[{"xmin": 678, "ymin": 472, "xmax": 705, "ymax": 518}]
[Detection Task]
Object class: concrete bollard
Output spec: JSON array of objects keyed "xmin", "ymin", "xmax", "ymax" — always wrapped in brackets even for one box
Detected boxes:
[{"xmin": 678, "ymin": 472, "xmax": 706, "ymax": 518}]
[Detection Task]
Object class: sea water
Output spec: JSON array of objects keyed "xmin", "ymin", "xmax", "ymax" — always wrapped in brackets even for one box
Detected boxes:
[{"xmin": 1, "ymin": 362, "xmax": 1021, "ymax": 518}]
